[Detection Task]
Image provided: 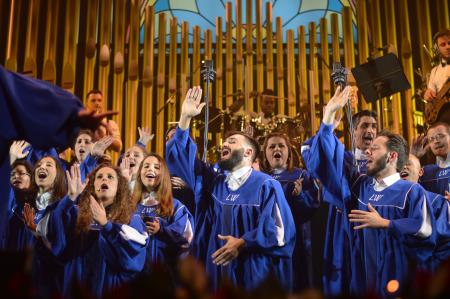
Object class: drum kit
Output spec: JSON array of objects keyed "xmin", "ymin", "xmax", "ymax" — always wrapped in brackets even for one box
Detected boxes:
[{"xmin": 189, "ymin": 91, "xmax": 306, "ymax": 164}]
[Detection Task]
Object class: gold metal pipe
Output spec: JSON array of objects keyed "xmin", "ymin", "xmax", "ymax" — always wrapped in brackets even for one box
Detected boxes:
[
  {"xmin": 5, "ymin": 0, "xmax": 22, "ymax": 71},
  {"xmin": 62, "ymin": 0, "xmax": 80, "ymax": 92},
  {"xmin": 43, "ymin": 0, "xmax": 59, "ymax": 83},
  {"xmin": 297, "ymin": 26, "xmax": 308, "ymax": 123},
  {"xmin": 142, "ymin": 4, "xmax": 155, "ymax": 152},
  {"xmin": 156, "ymin": 12, "xmax": 167, "ymax": 155},
  {"xmin": 23, "ymin": 0, "xmax": 40, "ymax": 77},
  {"xmin": 276, "ymin": 17, "xmax": 285, "ymax": 115},
  {"xmin": 245, "ymin": 0, "xmax": 254, "ymax": 112},
  {"xmin": 215, "ymin": 17, "xmax": 224, "ymax": 110},
  {"xmin": 98, "ymin": 0, "xmax": 112, "ymax": 110},
  {"xmin": 265, "ymin": 2, "xmax": 274, "ymax": 90},
  {"xmin": 255, "ymin": 0, "xmax": 264, "ymax": 109},
  {"xmin": 356, "ymin": 0, "xmax": 369, "ymax": 110},
  {"xmin": 320, "ymin": 18, "xmax": 330, "ymax": 106},
  {"xmin": 82, "ymin": 0, "xmax": 98, "ymax": 102},
  {"xmin": 225, "ymin": 3, "xmax": 234, "ymax": 107},
  {"xmin": 168, "ymin": 17, "xmax": 178, "ymax": 122},
  {"xmin": 235, "ymin": 0, "xmax": 243, "ymax": 92},
  {"xmin": 309, "ymin": 22, "xmax": 319, "ymax": 128},
  {"xmin": 286, "ymin": 29, "xmax": 296, "ymax": 117}
]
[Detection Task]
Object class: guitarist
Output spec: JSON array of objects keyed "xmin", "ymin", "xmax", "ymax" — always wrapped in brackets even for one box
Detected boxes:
[{"xmin": 424, "ymin": 29, "xmax": 450, "ymax": 102}]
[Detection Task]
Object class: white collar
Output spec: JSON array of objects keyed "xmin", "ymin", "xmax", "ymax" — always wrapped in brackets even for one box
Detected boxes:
[
  {"xmin": 436, "ymin": 152, "xmax": 450, "ymax": 168},
  {"xmin": 36, "ymin": 192, "xmax": 52, "ymax": 210},
  {"xmin": 141, "ymin": 191, "xmax": 159, "ymax": 206},
  {"xmin": 372, "ymin": 172, "xmax": 401, "ymax": 192},
  {"xmin": 272, "ymin": 167, "xmax": 287, "ymax": 175},
  {"xmin": 355, "ymin": 148, "xmax": 367, "ymax": 161},
  {"xmin": 225, "ymin": 166, "xmax": 252, "ymax": 191}
]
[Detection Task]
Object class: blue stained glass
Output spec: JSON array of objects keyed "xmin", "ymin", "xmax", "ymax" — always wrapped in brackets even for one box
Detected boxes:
[
  {"xmin": 142, "ymin": 0, "xmax": 356, "ymax": 43},
  {"xmin": 154, "ymin": 0, "xmax": 170, "ymax": 11}
]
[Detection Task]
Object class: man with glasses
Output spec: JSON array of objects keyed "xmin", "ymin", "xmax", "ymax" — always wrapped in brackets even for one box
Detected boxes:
[{"xmin": 419, "ymin": 122, "xmax": 450, "ymax": 196}]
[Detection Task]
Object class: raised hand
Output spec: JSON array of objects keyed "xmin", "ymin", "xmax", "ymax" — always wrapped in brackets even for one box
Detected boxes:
[
  {"xmin": 23, "ymin": 203, "xmax": 37, "ymax": 232},
  {"xmin": 179, "ymin": 86, "xmax": 204, "ymax": 130},
  {"xmin": 66, "ymin": 163, "xmax": 86, "ymax": 201},
  {"xmin": 348, "ymin": 203, "xmax": 390, "ymax": 229},
  {"xmin": 91, "ymin": 136, "xmax": 114, "ymax": 157},
  {"xmin": 323, "ymin": 86, "xmax": 352, "ymax": 125},
  {"xmin": 77, "ymin": 109, "xmax": 118, "ymax": 131},
  {"xmin": 211, "ymin": 235, "xmax": 245, "ymax": 266},
  {"xmin": 9, "ymin": 140, "xmax": 30, "ymax": 165},
  {"xmin": 410, "ymin": 134, "xmax": 429, "ymax": 159},
  {"xmin": 138, "ymin": 127, "xmax": 154, "ymax": 146},
  {"xmin": 90, "ymin": 195, "xmax": 107, "ymax": 226},
  {"xmin": 119, "ymin": 157, "xmax": 133, "ymax": 183}
]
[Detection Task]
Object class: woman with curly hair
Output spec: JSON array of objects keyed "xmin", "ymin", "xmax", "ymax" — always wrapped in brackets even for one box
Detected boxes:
[
  {"xmin": 132, "ymin": 153, "xmax": 194, "ymax": 273},
  {"xmin": 46, "ymin": 164, "xmax": 148, "ymax": 298}
]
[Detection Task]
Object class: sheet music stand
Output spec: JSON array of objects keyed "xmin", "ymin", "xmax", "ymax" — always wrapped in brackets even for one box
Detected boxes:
[{"xmin": 351, "ymin": 53, "xmax": 410, "ymax": 104}]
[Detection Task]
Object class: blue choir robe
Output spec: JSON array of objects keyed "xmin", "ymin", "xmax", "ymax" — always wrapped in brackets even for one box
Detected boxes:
[
  {"xmin": 4, "ymin": 188, "xmax": 36, "ymax": 250},
  {"xmin": 77, "ymin": 154, "xmax": 99, "ymax": 183},
  {"xmin": 305, "ymin": 123, "xmax": 436, "ymax": 297},
  {"xmin": 166, "ymin": 127, "xmax": 296, "ymax": 290},
  {"xmin": 0, "ymin": 66, "xmax": 83, "ymax": 251},
  {"xmin": 269, "ymin": 168, "xmax": 319, "ymax": 291},
  {"xmin": 427, "ymin": 191, "xmax": 450, "ymax": 269},
  {"xmin": 46, "ymin": 196, "xmax": 149, "ymax": 298},
  {"xmin": 16, "ymin": 194, "xmax": 66, "ymax": 297},
  {"xmin": 302, "ymin": 139, "xmax": 367, "ymax": 296},
  {"xmin": 135, "ymin": 199, "xmax": 194, "ymax": 271},
  {"xmin": 420, "ymin": 164, "xmax": 450, "ymax": 195}
]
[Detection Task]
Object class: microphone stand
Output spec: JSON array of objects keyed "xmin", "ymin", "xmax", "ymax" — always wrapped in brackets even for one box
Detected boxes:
[{"xmin": 200, "ymin": 60, "xmax": 216, "ymax": 163}]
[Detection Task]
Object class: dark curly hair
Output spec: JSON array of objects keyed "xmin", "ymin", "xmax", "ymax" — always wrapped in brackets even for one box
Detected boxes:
[{"xmin": 76, "ymin": 164, "xmax": 133, "ymax": 234}]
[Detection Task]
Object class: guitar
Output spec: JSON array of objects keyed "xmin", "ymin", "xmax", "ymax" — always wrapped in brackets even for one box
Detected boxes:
[{"xmin": 425, "ymin": 78, "xmax": 450, "ymax": 125}]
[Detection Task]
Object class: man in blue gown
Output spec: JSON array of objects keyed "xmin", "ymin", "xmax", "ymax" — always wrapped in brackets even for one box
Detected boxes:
[
  {"xmin": 305, "ymin": 86, "xmax": 435, "ymax": 297},
  {"xmin": 166, "ymin": 86, "xmax": 295, "ymax": 291},
  {"xmin": 0, "ymin": 65, "xmax": 115, "ymax": 249}
]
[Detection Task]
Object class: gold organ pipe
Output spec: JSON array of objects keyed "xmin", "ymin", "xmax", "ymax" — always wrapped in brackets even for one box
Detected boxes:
[
  {"xmin": 255, "ymin": 0, "xmax": 263, "ymax": 109},
  {"xmin": 265, "ymin": 2, "xmax": 274, "ymax": 90},
  {"xmin": 43, "ymin": 0, "xmax": 59, "ymax": 83},
  {"xmin": 98, "ymin": 0, "xmax": 112, "ymax": 111},
  {"xmin": 192, "ymin": 26, "xmax": 201, "ymax": 86},
  {"xmin": 215, "ymin": 17, "xmax": 224, "ymax": 110},
  {"xmin": 23, "ymin": 0, "xmax": 40, "ymax": 77},
  {"xmin": 180, "ymin": 21, "xmax": 189, "ymax": 114},
  {"xmin": 225, "ymin": 3, "xmax": 234, "ymax": 107},
  {"xmin": 168, "ymin": 17, "xmax": 178, "ymax": 122},
  {"xmin": 384, "ymin": 0, "xmax": 400, "ymax": 134},
  {"xmin": 308, "ymin": 22, "xmax": 319, "ymax": 128},
  {"xmin": 286, "ymin": 29, "xmax": 296, "ymax": 117},
  {"xmin": 235, "ymin": 0, "xmax": 243, "ymax": 92},
  {"xmin": 320, "ymin": 18, "xmax": 330, "ymax": 106},
  {"xmin": 245, "ymin": 0, "xmax": 253, "ymax": 112},
  {"xmin": 156, "ymin": 12, "xmax": 167, "ymax": 155},
  {"xmin": 82, "ymin": 0, "xmax": 98, "ymax": 102},
  {"xmin": 125, "ymin": 0, "xmax": 140, "ymax": 149},
  {"xmin": 5, "ymin": 0, "xmax": 22, "ymax": 71},
  {"xmin": 62, "ymin": 0, "xmax": 79, "ymax": 92},
  {"xmin": 356, "ymin": 0, "xmax": 369, "ymax": 110},
  {"xmin": 276, "ymin": 17, "xmax": 285, "ymax": 115},
  {"xmin": 297, "ymin": 26, "xmax": 308, "ymax": 121},
  {"xmin": 142, "ymin": 5, "xmax": 155, "ymax": 152}
]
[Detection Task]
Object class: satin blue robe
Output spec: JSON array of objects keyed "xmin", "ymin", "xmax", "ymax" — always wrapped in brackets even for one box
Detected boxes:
[
  {"xmin": 268, "ymin": 168, "xmax": 319, "ymax": 291},
  {"xmin": 420, "ymin": 164, "xmax": 450, "ymax": 195},
  {"xmin": 135, "ymin": 199, "xmax": 194, "ymax": 271},
  {"xmin": 0, "ymin": 66, "xmax": 83, "ymax": 250},
  {"xmin": 46, "ymin": 196, "xmax": 148, "ymax": 298},
  {"xmin": 166, "ymin": 127, "xmax": 296, "ymax": 291},
  {"xmin": 305, "ymin": 123, "xmax": 436, "ymax": 297}
]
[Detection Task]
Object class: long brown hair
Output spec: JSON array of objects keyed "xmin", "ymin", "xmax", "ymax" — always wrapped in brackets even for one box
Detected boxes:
[
  {"xmin": 32, "ymin": 156, "xmax": 67, "ymax": 203},
  {"xmin": 132, "ymin": 153, "xmax": 174, "ymax": 218},
  {"xmin": 261, "ymin": 132, "xmax": 294, "ymax": 172},
  {"xmin": 76, "ymin": 164, "xmax": 133, "ymax": 234}
]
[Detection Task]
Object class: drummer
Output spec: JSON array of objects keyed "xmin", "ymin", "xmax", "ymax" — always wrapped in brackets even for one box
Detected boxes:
[{"xmin": 250, "ymin": 89, "xmax": 277, "ymax": 125}]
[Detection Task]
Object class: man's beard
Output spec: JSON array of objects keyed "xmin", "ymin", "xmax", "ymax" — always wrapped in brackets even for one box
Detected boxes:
[
  {"xmin": 218, "ymin": 148, "xmax": 244, "ymax": 171},
  {"xmin": 367, "ymin": 153, "xmax": 388, "ymax": 177}
]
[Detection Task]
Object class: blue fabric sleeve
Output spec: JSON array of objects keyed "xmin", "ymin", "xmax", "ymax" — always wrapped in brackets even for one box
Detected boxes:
[
  {"xmin": 0, "ymin": 65, "xmax": 83, "ymax": 151},
  {"xmin": 241, "ymin": 179, "xmax": 296, "ymax": 258},
  {"xmin": 99, "ymin": 215, "xmax": 148, "ymax": 273},
  {"xmin": 156, "ymin": 203, "xmax": 194, "ymax": 248}
]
